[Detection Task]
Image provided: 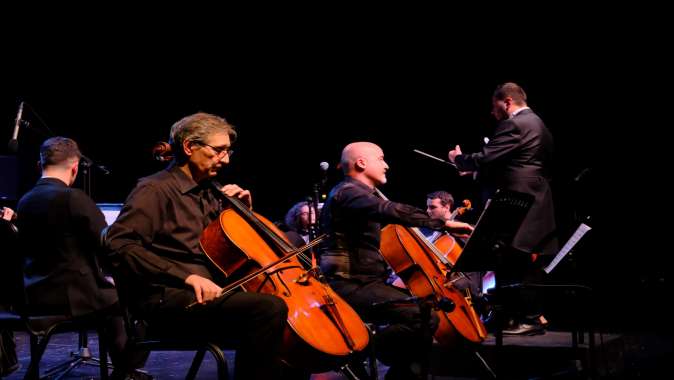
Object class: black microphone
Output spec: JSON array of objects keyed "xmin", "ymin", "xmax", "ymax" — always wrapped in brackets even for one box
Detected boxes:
[
  {"xmin": 318, "ymin": 161, "xmax": 330, "ymax": 200},
  {"xmin": 319, "ymin": 161, "xmax": 329, "ymax": 182},
  {"xmin": 7, "ymin": 101, "xmax": 24, "ymax": 153},
  {"xmin": 80, "ymin": 154, "xmax": 111, "ymax": 175}
]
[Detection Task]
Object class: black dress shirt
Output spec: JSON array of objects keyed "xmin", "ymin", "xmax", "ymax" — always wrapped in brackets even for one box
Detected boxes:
[
  {"xmin": 106, "ymin": 164, "xmax": 225, "ymax": 310},
  {"xmin": 318, "ymin": 177, "xmax": 446, "ymax": 282}
]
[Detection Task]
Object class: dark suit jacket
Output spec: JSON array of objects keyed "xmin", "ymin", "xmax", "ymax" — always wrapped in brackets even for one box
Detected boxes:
[
  {"xmin": 16, "ymin": 178, "xmax": 117, "ymax": 316},
  {"xmin": 455, "ymin": 108, "xmax": 557, "ymax": 255}
]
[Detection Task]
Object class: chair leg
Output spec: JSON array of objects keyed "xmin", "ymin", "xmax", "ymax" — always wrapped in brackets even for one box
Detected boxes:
[
  {"xmin": 98, "ymin": 327, "xmax": 110, "ymax": 380},
  {"xmin": 473, "ymin": 350, "xmax": 497, "ymax": 380},
  {"xmin": 24, "ymin": 333, "xmax": 51, "ymax": 380},
  {"xmin": 205, "ymin": 343, "xmax": 229, "ymax": 380},
  {"xmin": 366, "ymin": 324, "xmax": 379, "ymax": 380},
  {"xmin": 340, "ymin": 364, "xmax": 360, "ymax": 380},
  {"xmin": 341, "ymin": 324, "xmax": 379, "ymax": 380},
  {"xmin": 185, "ymin": 348, "xmax": 207, "ymax": 380}
]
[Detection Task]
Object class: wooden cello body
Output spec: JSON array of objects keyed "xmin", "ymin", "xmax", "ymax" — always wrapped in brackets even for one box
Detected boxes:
[
  {"xmin": 199, "ymin": 199, "xmax": 369, "ymax": 372},
  {"xmin": 380, "ymin": 225, "xmax": 487, "ymax": 346},
  {"xmin": 377, "ymin": 192, "xmax": 486, "ymax": 346},
  {"xmin": 433, "ymin": 233, "xmax": 463, "ymax": 266},
  {"xmin": 433, "ymin": 198, "xmax": 473, "ymax": 266}
]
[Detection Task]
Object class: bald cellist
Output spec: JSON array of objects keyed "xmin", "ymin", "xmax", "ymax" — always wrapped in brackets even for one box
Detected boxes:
[{"xmin": 317, "ymin": 142, "xmax": 473, "ymax": 380}]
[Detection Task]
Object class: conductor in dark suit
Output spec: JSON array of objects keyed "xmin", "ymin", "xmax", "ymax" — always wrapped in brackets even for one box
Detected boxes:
[
  {"xmin": 16, "ymin": 137, "xmax": 149, "ymax": 379},
  {"xmin": 449, "ymin": 82, "xmax": 557, "ymax": 334}
]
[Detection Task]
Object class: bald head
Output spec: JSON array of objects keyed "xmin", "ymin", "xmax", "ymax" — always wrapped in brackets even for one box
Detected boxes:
[
  {"xmin": 340, "ymin": 142, "xmax": 389, "ymax": 187},
  {"xmin": 340, "ymin": 142, "xmax": 379, "ymax": 173}
]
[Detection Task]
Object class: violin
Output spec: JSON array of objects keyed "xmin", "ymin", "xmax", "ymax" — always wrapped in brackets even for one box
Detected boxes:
[{"xmin": 376, "ymin": 189, "xmax": 487, "ymax": 346}]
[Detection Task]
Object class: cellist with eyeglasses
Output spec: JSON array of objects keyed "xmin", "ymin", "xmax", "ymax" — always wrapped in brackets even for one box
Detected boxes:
[{"xmin": 106, "ymin": 112, "xmax": 304, "ymax": 380}]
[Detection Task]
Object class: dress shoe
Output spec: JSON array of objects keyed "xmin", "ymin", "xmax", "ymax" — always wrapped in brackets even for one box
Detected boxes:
[{"xmin": 502, "ymin": 322, "xmax": 546, "ymax": 336}]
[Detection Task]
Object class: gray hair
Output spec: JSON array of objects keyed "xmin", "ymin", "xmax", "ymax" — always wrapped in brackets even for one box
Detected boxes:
[
  {"xmin": 285, "ymin": 201, "xmax": 310, "ymax": 232},
  {"xmin": 169, "ymin": 112, "xmax": 237, "ymax": 162}
]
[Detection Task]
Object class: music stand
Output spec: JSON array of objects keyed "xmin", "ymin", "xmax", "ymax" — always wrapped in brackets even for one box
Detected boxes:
[
  {"xmin": 0, "ymin": 155, "xmax": 18, "ymax": 201},
  {"xmin": 449, "ymin": 189, "xmax": 534, "ymax": 352}
]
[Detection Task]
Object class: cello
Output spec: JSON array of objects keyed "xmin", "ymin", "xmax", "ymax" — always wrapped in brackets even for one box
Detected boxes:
[
  {"xmin": 153, "ymin": 142, "xmax": 369, "ymax": 372},
  {"xmin": 433, "ymin": 199, "xmax": 472, "ymax": 266},
  {"xmin": 376, "ymin": 189, "xmax": 487, "ymax": 347},
  {"xmin": 199, "ymin": 194, "xmax": 370, "ymax": 371}
]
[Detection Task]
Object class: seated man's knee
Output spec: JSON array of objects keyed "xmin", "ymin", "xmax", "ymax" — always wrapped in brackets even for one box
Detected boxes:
[{"xmin": 260, "ymin": 294, "xmax": 289, "ymax": 324}]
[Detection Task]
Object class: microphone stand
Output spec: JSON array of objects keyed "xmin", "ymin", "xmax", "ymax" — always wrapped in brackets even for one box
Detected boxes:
[
  {"xmin": 304, "ymin": 168, "xmax": 326, "ymax": 270},
  {"xmin": 6, "ymin": 102, "xmax": 111, "ymax": 197},
  {"xmin": 308, "ymin": 163, "xmax": 328, "ymax": 241},
  {"xmin": 78, "ymin": 154, "xmax": 111, "ymax": 197},
  {"xmin": 309, "ymin": 185, "xmax": 321, "ymax": 239}
]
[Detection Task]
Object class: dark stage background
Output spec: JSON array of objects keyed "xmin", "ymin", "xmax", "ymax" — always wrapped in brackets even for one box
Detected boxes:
[{"xmin": 0, "ymin": 37, "xmax": 665, "ymax": 334}]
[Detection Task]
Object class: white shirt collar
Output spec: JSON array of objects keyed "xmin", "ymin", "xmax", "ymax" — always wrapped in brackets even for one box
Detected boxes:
[{"xmin": 510, "ymin": 106, "xmax": 531, "ymax": 118}]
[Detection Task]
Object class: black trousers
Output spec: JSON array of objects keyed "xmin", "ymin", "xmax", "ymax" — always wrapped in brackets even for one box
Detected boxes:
[
  {"xmin": 328, "ymin": 278, "xmax": 439, "ymax": 371},
  {"xmin": 497, "ymin": 251, "xmax": 552, "ymax": 322},
  {"xmin": 142, "ymin": 289, "xmax": 289, "ymax": 380},
  {"xmin": 85, "ymin": 303, "xmax": 151, "ymax": 375}
]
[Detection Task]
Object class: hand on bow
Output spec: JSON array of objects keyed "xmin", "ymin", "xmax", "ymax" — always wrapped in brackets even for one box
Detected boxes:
[
  {"xmin": 444, "ymin": 220, "xmax": 473, "ymax": 240},
  {"xmin": 185, "ymin": 274, "xmax": 223, "ymax": 304}
]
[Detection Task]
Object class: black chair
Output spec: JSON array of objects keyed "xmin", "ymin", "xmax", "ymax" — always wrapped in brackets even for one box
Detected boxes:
[
  {"xmin": 101, "ymin": 227, "xmax": 230, "ymax": 380},
  {"xmin": 0, "ymin": 311, "xmax": 22, "ymax": 377},
  {"xmin": 1, "ymin": 307, "xmax": 113, "ymax": 380},
  {"xmin": 109, "ymin": 273, "xmax": 230, "ymax": 380},
  {"xmin": 131, "ymin": 336, "xmax": 228, "ymax": 380},
  {"xmin": 1, "ymin": 217, "xmax": 112, "ymax": 380},
  {"xmin": 23, "ymin": 315, "xmax": 111, "ymax": 380},
  {"xmin": 1, "ymin": 218, "xmax": 22, "ymax": 377}
]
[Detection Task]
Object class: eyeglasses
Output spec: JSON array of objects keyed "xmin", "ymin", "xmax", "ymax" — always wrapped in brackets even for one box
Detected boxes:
[{"xmin": 195, "ymin": 141, "xmax": 234, "ymax": 158}]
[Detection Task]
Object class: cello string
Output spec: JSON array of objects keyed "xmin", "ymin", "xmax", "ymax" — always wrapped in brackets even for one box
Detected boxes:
[{"xmin": 212, "ymin": 180, "xmax": 318, "ymax": 268}]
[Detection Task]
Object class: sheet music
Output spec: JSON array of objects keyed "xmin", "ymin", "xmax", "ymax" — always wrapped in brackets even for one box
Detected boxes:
[{"xmin": 544, "ymin": 223, "xmax": 592, "ymax": 274}]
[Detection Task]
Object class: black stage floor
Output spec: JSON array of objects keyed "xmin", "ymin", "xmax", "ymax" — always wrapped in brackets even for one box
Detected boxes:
[{"xmin": 1, "ymin": 329, "xmax": 669, "ymax": 379}]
